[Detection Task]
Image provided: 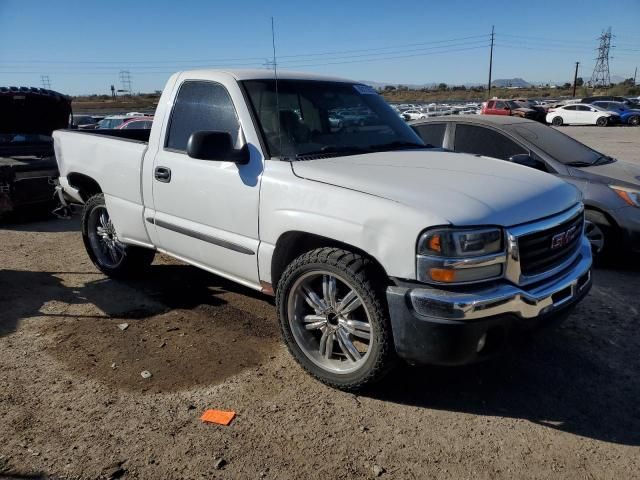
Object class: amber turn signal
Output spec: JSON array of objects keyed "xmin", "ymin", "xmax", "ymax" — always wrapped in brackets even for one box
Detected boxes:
[
  {"xmin": 429, "ymin": 268, "xmax": 456, "ymax": 282},
  {"xmin": 428, "ymin": 234, "xmax": 441, "ymax": 253}
]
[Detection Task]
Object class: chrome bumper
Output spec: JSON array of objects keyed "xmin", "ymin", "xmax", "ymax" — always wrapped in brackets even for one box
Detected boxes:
[{"xmin": 391, "ymin": 237, "xmax": 592, "ymax": 321}]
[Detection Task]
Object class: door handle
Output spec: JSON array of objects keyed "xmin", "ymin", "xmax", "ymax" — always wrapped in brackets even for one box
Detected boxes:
[{"xmin": 154, "ymin": 166, "xmax": 171, "ymax": 183}]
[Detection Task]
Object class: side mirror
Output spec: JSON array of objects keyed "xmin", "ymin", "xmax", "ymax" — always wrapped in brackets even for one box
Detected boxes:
[
  {"xmin": 186, "ymin": 131, "xmax": 249, "ymax": 164},
  {"xmin": 508, "ymin": 153, "xmax": 547, "ymax": 171}
]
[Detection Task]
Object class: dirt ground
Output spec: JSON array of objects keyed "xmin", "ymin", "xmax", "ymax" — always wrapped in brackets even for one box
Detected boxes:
[{"xmin": 1, "ymin": 127, "xmax": 639, "ymax": 480}]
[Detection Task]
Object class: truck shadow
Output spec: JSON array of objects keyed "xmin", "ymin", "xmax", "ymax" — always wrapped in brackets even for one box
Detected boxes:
[
  {"xmin": 368, "ymin": 311, "xmax": 639, "ymax": 446},
  {"xmin": 0, "ymin": 263, "xmax": 279, "ymax": 392}
]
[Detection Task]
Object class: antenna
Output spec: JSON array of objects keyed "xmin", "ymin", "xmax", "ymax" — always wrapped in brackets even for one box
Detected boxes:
[{"xmin": 271, "ymin": 17, "xmax": 283, "ymax": 158}]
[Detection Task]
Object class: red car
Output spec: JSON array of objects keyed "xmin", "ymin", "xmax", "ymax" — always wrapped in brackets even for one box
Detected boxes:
[
  {"xmin": 481, "ymin": 99, "xmax": 537, "ymax": 120},
  {"xmin": 116, "ymin": 116, "xmax": 154, "ymax": 130}
]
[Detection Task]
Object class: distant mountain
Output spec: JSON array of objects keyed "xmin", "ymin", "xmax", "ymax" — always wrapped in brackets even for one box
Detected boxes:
[{"xmin": 490, "ymin": 78, "xmax": 531, "ymax": 88}]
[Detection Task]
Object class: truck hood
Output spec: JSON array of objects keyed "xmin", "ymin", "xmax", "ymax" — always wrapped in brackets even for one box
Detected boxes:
[
  {"xmin": 291, "ymin": 151, "xmax": 580, "ymax": 226},
  {"xmin": 0, "ymin": 88, "xmax": 72, "ymax": 136}
]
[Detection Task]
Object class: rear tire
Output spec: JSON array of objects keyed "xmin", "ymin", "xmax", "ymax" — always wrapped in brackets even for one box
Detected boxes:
[
  {"xmin": 596, "ymin": 116, "xmax": 609, "ymax": 127},
  {"xmin": 81, "ymin": 194, "xmax": 155, "ymax": 278},
  {"xmin": 551, "ymin": 116, "xmax": 563, "ymax": 126},
  {"xmin": 628, "ymin": 115, "xmax": 640, "ymax": 126},
  {"xmin": 276, "ymin": 248, "xmax": 396, "ymax": 391}
]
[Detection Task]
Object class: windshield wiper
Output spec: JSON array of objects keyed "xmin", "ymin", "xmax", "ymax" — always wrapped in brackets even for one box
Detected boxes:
[
  {"xmin": 294, "ymin": 145, "xmax": 371, "ymax": 159},
  {"xmin": 565, "ymin": 161, "xmax": 594, "ymax": 167},
  {"xmin": 370, "ymin": 141, "xmax": 432, "ymax": 152},
  {"xmin": 594, "ymin": 155, "xmax": 615, "ymax": 165}
]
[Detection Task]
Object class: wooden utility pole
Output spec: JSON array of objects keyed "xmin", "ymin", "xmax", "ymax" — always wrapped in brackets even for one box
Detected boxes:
[
  {"xmin": 487, "ymin": 26, "xmax": 495, "ymax": 99},
  {"xmin": 572, "ymin": 61, "xmax": 580, "ymax": 97},
  {"xmin": 634, "ymin": 66, "xmax": 638, "ymax": 85}
]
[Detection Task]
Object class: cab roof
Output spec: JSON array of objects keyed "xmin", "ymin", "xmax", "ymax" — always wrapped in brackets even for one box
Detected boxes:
[{"xmin": 179, "ymin": 69, "xmax": 355, "ymax": 83}]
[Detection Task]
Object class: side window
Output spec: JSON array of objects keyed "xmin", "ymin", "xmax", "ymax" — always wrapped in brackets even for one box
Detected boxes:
[
  {"xmin": 166, "ymin": 81, "xmax": 240, "ymax": 152},
  {"xmin": 577, "ymin": 105, "xmax": 591, "ymax": 111},
  {"xmin": 412, "ymin": 123, "xmax": 446, "ymax": 147},
  {"xmin": 564, "ymin": 106, "xmax": 577, "ymax": 111},
  {"xmin": 454, "ymin": 124, "xmax": 526, "ymax": 160},
  {"xmin": 495, "ymin": 101, "xmax": 506, "ymax": 109}
]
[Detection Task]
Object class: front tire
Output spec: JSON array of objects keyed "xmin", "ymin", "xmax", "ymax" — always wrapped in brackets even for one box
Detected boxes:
[
  {"xmin": 596, "ymin": 116, "xmax": 609, "ymax": 127},
  {"xmin": 585, "ymin": 210, "xmax": 618, "ymax": 261},
  {"xmin": 551, "ymin": 116, "xmax": 563, "ymax": 126},
  {"xmin": 82, "ymin": 194, "xmax": 155, "ymax": 278},
  {"xmin": 276, "ymin": 248, "xmax": 396, "ymax": 391},
  {"xmin": 628, "ymin": 115, "xmax": 640, "ymax": 126}
]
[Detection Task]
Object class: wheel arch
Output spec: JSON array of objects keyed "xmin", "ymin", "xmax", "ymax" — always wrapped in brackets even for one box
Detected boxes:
[
  {"xmin": 270, "ymin": 230, "xmax": 389, "ymax": 290},
  {"xmin": 67, "ymin": 172, "xmax": 102, "ymax": 202}
]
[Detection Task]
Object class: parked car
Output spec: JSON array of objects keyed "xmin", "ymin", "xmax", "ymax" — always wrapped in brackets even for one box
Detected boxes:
[
  {"xmin": 511, "ymin": 98, "xmax": 547, "ymax": 122},
  {"xmin": 97, "ymin": 115, "xmax": 143, "ymax": 129},
  {"xmin": 400, "ymin": 109, "xmax": 426, "ymax": 120},
  {"xmin": 410, "ymin": 115, "xmax": 640, "ymax": 259},
  {"xmin": 481, "ymin": 99, "xmax": 537, "ymax": 120},
  {"xmin": 117, "ymin": 117, "xmax": 154, "ymax": 129},
  {"xmin": 591, "ymin": 101, "xmax": 640, "ymax": 126},
  {"xmin": 546, "ymin": 103, "xmax": 619, "ymax": 126},
  {"xmin": 581, "ymin": 95, "xmax": 640, "ymax": 109},
  {"xmin": 53, "ymin": 69, "xmax": 592, "ymax": 390},
  {"xmin": 70, "ymin": 114, "xmax": 100, "ymax": 130},
  {"xmin": 0, "ymin": 87, "xmax": 71, "ymax": 217}
]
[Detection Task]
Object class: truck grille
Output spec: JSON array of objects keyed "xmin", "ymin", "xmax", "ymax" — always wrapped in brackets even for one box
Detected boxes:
[{"xmin": 518, "ymin": 212, "xmax": 584, "ymax": 276}]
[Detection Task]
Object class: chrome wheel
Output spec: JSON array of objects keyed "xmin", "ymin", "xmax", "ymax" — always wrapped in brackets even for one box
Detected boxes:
[
  {"xmin": 87, "ymin": 205, "xmax": 126, "ymax": 268},
  {"xmin": 287, "ymin": 271, "xmax": 373, "ymax": 374},
  {"xmin": 585, "ymin": 220, "xmax": 605, "ymax": 254}
]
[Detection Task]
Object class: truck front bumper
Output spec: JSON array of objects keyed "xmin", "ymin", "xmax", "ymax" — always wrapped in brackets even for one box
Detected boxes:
[{"xmin": 386, "ymin": 239, "xmax": 592, "ymax": 365}]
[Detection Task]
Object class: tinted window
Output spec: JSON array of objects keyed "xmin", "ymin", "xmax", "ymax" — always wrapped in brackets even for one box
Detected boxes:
[
  {"xmin": 166, "ymin": 81, "xmax": 240, "ymax": 152},
  {"xmin": 495, "ymin": 101, "xmax": 506, "ymax": 109},
  {"xmin": 577, "ymin": 106, "xmax": 591, "ymax": 111},
  {"xmin": 564, "ymin": 106, "xmax": 577, "ymax": 111},
  {"xmin": 513, "ymin": 123, "xmax": 603, "ymax": 165},
  {"xmin": 412, "ymin": 123, "xmax": 446, "ymax": 147},
  {"xmin": 454, "ymin": 124, "xmax": 526, "ymax": 160}
]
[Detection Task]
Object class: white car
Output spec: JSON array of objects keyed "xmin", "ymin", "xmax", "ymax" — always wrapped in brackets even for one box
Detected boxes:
[
  {"xmin": 53, "ymin": 69, "xmax": 592, "ymax": 390},
  {"xmin": 546, "ymin": 103, "xmax": 619, "ymax": 127},
  {"xmin": 400, "ymin": 109, "xmax": 426, "ymax": 120}
]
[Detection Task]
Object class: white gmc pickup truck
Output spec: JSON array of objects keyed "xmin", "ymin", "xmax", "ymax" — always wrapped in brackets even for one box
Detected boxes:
[{"xmin": 54, "ymin": 69, "xmax": 592, "ymax": 390}]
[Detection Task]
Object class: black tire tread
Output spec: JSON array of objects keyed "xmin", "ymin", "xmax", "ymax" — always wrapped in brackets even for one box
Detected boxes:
[{"xmin": 275, "ymin": 247, "xmax": 395, "ymax": 391}]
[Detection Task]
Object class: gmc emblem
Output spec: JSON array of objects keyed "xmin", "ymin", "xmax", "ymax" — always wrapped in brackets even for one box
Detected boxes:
[{"xmin": 551, "ymin": 225, "xmax": 579, "ymax": 250}]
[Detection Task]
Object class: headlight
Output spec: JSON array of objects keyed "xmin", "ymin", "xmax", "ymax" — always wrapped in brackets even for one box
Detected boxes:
[
  {"xmin": 610, "ymin": 185, "xmax": 640, "ymax": 208},
  {"xmin": 417, "ymin": 227, "xmax": 505, "ymax": 284}
]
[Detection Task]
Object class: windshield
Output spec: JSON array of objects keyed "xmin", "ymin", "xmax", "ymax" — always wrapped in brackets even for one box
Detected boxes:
[
  {"xmin": 98, "ymin": 118, "xmax": 126, "ymax": 129},
  {"xmin": 514, "ymin": 123, "xmax": 607, "ymax": 166},
  {"xmin": 242, "ymin": 79, "xmax": 424, "ymax": 159}
]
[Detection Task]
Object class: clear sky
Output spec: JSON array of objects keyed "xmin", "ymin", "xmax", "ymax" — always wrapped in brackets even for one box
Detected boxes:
[{"xmin": 0, "ymin": 0, "xmax": 638, "ymax": 95}]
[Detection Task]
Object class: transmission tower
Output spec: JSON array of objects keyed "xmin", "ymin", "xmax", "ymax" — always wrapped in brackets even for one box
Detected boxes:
[
  {"xmin": 590, "ymin": 27, "xmax": 614, "ymax": 87},
  {"xmin": 40, "ymin": 75, "xmax": 51, "ymax": 89},
  {"xmin": 119, "ymin": 70, "xmax": 132, "ymax": 95}
]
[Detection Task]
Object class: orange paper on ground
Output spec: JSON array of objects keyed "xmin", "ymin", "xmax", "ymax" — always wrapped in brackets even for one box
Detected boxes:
[{"xmin": 200, "ymin": 409, "xmax": 236, "ymax": 426}]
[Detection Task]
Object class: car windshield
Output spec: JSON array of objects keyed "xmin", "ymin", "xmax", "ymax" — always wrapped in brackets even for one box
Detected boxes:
[
  {"xmin": 242, "ymin": 79, "xmax": 425, "ymax": 159},
  {"xmin": 513, "ymin": 123, "xmax": 607, "ymax": 166},
  {"xmin": 506, "ymin": 101, "xmax": 521, "ymax": 109},
  {"xmin": 98, "ymin": 118, "xmax": 125, "ymax": 129}
]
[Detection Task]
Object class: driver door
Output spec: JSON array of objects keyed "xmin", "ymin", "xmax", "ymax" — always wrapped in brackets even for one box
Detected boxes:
[{"xmin": 150, "ymin": 80, "xmax": 263, "ymax": 286}]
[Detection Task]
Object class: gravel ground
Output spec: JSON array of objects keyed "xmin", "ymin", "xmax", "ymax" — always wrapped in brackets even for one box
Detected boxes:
[{"xmin": 1, "ymin": 128, "xmax": 639, "ymax": 480}]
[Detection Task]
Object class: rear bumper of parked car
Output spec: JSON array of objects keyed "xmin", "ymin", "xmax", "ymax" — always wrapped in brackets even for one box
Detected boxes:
[{"xmin": 386, "ymin": 238, "xmax": 592, "ymax": 366}]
